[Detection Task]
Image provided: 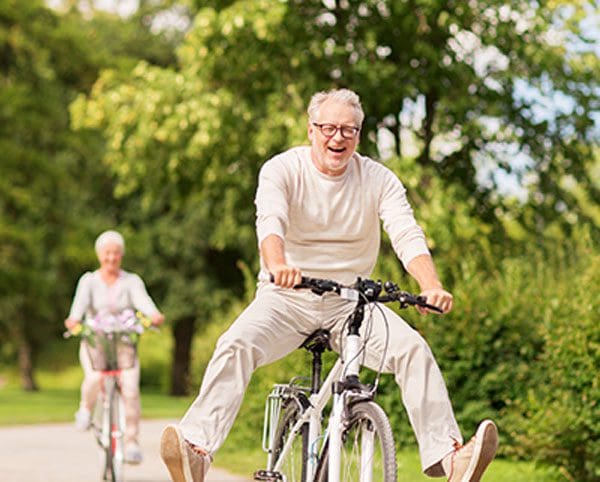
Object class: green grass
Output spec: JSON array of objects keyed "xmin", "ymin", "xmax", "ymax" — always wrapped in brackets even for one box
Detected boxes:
[
  {"xmin": 216, "ymin": 445, "xmax": 556, "ymax": 482},
  {"xmin": 0, "ymin": 373, "xmax": 195, "ymax": 425}
]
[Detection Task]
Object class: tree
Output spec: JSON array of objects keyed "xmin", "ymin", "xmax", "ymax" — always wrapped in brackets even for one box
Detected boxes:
[
  {"xmin": 0, "ymin": 0, "xmax": 178, "ymax": 389},
  {"xmin": 71, "ymin": 0, "xmax": 599, "ymax": 393}
]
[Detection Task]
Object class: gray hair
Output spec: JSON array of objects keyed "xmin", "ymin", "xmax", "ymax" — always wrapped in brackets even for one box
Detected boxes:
[
  {"xmin": 307, "ymin": 88, "xmax": 364, "ymax": 126},
  {"xmin": 95, "ymin": 230, "xmax": 125, "ymax": 255}
]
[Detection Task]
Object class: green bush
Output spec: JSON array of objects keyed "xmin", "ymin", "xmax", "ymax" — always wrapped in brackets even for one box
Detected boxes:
[{"xmin": 509, "ymin": 239, "xmax": 600, "ymax": 481}]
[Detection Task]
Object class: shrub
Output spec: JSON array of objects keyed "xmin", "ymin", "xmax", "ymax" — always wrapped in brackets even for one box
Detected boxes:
[{"xmin": 510, "ymin": 241, "xmax": 599, "ymax": 481}]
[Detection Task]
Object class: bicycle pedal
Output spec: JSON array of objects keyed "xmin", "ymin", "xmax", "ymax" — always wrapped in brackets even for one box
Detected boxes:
[{"xmin": 253, "ymin": 469, "xmax": 283, "ymax": 481}]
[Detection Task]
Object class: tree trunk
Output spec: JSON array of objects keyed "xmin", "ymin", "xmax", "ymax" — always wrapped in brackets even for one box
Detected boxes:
[
  {"xmin": 418, "ymin": 91, "xmax": 437, "ymax": 166},
  {"xmin": 18, "ymin": 340, "xmax": 38, "ymax": 391},
  {"xmin": 169, "ymin": 316, "xmax": 196, "ymax": 396}
]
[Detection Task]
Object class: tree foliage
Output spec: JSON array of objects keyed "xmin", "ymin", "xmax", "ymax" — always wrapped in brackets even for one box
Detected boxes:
[
  {"xmin": 69, "ymin": 0, "xmax": 599, "ymax": 396},
  {"xmin": 0, "ymin": 0, "xmax": 178, "ymax": 388}
]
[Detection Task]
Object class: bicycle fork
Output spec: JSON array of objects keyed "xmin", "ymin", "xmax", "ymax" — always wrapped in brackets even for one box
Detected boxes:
[{"xmin": 327, "ymin": 333, "xmax": 364, "ymax": 482}]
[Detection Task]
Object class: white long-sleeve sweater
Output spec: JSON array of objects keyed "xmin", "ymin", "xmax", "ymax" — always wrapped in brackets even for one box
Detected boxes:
[
  {"xmin": 255, "ymin": 146, "xmax": 430, "ymax": 284},
  {"xmin": 68, "ymin": 270, "xmax": 160, "ymax": 321}
]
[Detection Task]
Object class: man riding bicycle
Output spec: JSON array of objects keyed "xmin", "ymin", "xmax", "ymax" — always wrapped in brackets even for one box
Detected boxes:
[{"xmin": 160, "ymin": 88, "xmax": 498, "ymax": 482}]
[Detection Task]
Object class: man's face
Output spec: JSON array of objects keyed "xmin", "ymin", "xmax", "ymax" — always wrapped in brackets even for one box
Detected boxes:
[
  {"xmin": 97, "ymin": 242, "xmax": 123, "ymax": 274},
  {"xmin": 308, "ymin": 99, "xmax": 361, "ymax": 176}
]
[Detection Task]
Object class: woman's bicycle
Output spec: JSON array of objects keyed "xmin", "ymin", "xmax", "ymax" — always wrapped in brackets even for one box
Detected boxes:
[
  {"xmin": 65, "ymin": 310, "xmax": 152, "ymax": 482},
  {"xmin": 88, "ymin": 330, "xmax": 136, "ymax": 482},
  {"xmin": 254, "ymin": 276, "xmax": 441, "ymax": 482}
]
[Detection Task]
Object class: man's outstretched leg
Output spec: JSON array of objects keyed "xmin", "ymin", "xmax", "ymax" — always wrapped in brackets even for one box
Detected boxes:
[
  {"xmin": 160, "ymin": 285, "xmax": 314, "ymax": 481},
  {"xmin": 353, "ymin": 304, "xmax": 499, "ymax": 481}
]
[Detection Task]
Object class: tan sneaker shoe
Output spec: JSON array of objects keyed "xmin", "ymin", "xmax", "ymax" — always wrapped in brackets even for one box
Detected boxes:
[
  {"xmin": 447, "ymin": 420, "xmax": 498, "ymax": 482},
  {"xmin": 160, "ymin": 425, "xmax": 210, "ymax": 482}
]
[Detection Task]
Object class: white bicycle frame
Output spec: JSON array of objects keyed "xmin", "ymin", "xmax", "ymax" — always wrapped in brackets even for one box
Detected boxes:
[
  {"xmin": 266, "ymin": 329, "xmax": 371, "ymax": 482},
  {"xmin": 260, "ymin": 278, "xmax": 430, "ymax": 482},
  {"xmin": 91, "ymin": 370, "xmax": 126, "ymax": 482}
]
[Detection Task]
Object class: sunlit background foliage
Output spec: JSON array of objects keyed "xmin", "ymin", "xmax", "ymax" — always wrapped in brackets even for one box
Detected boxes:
[{"xmin": 1, "ymin": 0, "xmax": 598, "ymax": 479}]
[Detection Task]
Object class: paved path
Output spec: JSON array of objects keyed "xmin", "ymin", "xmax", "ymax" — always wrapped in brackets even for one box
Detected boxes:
[{"xmin": 0, "ymin": 419, "xmax": 252, "ymax": 482}]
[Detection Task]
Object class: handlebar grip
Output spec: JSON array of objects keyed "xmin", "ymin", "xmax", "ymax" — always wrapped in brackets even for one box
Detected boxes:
[
  {"xmin": 422, "ymin": 303, "xmax": 443, "ymax": 313},
  {"xmin": 268, "ymin": 273, "xmax": 309, "ymax": 283}
]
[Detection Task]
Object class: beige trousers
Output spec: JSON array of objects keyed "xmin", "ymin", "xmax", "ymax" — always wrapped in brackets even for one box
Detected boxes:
[
  {"xmin": 79, "ymin": 342, "xmax": 141, "ymax": 444},
  {"xmin": 181, "ymin": 283, "xmax": 462, "ymax": 475}
]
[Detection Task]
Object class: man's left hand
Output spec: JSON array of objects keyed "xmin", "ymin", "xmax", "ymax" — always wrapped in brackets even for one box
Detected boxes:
[{"xmin": 417, "ymin": 288, "xmax": 453, "ymax": 315}]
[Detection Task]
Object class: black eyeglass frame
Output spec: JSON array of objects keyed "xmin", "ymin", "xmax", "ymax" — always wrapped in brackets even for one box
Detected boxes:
[{"xmin": 311, "ymin": 122, "xmax": 361, "ymax": 139}]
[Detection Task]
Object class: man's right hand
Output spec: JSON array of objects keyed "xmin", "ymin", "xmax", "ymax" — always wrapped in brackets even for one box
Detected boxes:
[
  {"xmin": 261, "ymin": 234, "xmax": 302, "ymax": 288},
  {"xmin": 269, "ymin": 264, "xmax": 302, "ymax": 288}
]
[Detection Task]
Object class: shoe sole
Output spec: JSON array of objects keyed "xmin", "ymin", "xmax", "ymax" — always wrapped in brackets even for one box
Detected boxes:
[
  {"xmin": 125, "ymin": 457, "xmax": 143, "ymax": 465},
  {"xmin": 160, "ymin": 425, "xmax": 193, "ymax": 482},
  {"xmin": 462, "ymin": 420, "xmax": 499, "ymax": 482}
]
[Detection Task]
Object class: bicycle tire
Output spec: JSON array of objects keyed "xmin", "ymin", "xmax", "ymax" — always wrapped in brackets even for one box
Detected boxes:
[
  {"xmin": 101, "ymin": 381, "xmax": 125, "ymax": 482},
  {"xmin": 272, "ymin": 400, "xmax": 309, "ymax": 482},
  {"xmin": 315, "ymin": 400, "xmax": 397, "ymax": 482}
]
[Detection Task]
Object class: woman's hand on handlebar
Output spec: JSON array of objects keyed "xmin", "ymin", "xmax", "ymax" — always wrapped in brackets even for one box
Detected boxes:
[
  {"xmin": 151, "ymin": 312, "xmax": 165, "ymax": 326},
  {"xmin": 269, "ymin": 264, "xmax": 303, "ymax": 288},
  {"xmin": 63, "ymin": 317, "xmax": 82, "ymax": 337},
  {"xmin": 416, "ymin": 287, "xmax": 453, "ymax": 315},
  {"xmin": 64, "ymin": 317, "xmax": 80, "ymax": 331}
]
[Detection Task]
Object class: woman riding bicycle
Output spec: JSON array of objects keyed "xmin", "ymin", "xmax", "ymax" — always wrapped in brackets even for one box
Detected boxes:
[{"xmin": 64, "ymin": 229, "xmax": 165, "ymax": 464}]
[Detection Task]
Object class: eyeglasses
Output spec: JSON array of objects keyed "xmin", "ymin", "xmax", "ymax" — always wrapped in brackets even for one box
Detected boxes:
[{"xmin": 311, "ymin": 122, "xmax": 360, "ymax": 139}]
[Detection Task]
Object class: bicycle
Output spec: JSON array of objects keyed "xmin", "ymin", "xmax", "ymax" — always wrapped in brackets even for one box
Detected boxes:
[
  {"xmin": 254, "ymin": 276, "xmax": 441, "ymax": 482},
  {"xmin": 88, "ymin": 330, "xmax": 136, "ymax": 482},
  {"xmin": 65, "ymin": 310, "xmax": 152, "ymax": 482}
]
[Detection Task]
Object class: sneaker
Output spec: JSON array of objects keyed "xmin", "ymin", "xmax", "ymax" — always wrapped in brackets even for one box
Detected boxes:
[
  {"xmin": 447, "ymin": 420, "xmax": 498, "ymax": 482},
  {"xmin": 125, "ymin": 442, "xmax": 143, "ymax": 464},
  {"xmin": 74, "ymin": 408, "xmax": 91, "ymax": 431},
  {"xmin": 160, "ymin": 424, "xmax": 210, "ymax": 482}
]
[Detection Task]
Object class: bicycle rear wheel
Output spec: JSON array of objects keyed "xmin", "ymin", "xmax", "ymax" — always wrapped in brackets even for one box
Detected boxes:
[
  {"xmin": 315, "ymin": 400, "xmax": 397, "ymax": 482},
  {"xmin": 101, "ymin": 382, "xmax": 125, "ymax": 482},
  {"xmin": 272, "ymin": 400, "xmax": 309, "ymax": 482}
]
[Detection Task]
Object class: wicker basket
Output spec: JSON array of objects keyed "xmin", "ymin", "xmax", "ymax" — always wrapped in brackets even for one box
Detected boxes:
[{"xmin": 85, "ymin": 331, "xmax": 137, "ymax": 371}]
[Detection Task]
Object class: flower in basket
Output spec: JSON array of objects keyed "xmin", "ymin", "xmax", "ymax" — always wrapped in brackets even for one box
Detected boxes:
[
  {"xmin": 87, "ymin": 309, "xmax": 144, "ymax": 334},
  {"xmin": 136, "ymin": 311, "xmax": 153, "ymax": 329}
]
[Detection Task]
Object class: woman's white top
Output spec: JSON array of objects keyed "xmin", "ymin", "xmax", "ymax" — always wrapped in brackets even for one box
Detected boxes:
[{"xmin": 68, "ymin": 269, "xmax": 159, "ymax": 321}]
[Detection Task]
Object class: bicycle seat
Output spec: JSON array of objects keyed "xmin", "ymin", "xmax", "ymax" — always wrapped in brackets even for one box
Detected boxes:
[{"xmin": 300, "ymin": 329, "xmax": 331, "ymax": 354}]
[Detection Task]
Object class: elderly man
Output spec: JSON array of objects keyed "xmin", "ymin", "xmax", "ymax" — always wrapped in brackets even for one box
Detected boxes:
[{"xmin": 160, "ymin": 89, "xmax": 498, "ymax": 482}]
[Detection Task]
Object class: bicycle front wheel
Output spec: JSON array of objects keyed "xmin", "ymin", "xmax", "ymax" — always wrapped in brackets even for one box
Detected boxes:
[
  {"xmin": 272, "ymin": 400, "xmax": 308, "ymax": 482},
  {"xmin": 316, "ymin": 400, "xmax": 397, "ymax": 482},
  {"xmin": 101, "ymin": 382, "xmax": 125, "ymax": 482}
]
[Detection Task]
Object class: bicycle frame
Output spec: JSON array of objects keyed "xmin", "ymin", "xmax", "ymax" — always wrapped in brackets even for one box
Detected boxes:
[
  {"xmin": 269, "ymin": 359, "xmax": 341, "ymax": 480},
  {"xmin": 266, "ymin": 334, "xmax": 373, "ymax": 481},
  {"xmin": 259, "ymin": 276, "xmax": 436, "ymax": 482},
  {"xmin": 92, "ymin": 368, "xmax": 126, "ymax": 482}
]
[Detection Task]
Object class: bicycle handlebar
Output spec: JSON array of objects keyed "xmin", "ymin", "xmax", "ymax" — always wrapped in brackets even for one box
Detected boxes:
[{"xmin": 270, "ymin": 275, "xmax": 443, "ymax": 313}]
